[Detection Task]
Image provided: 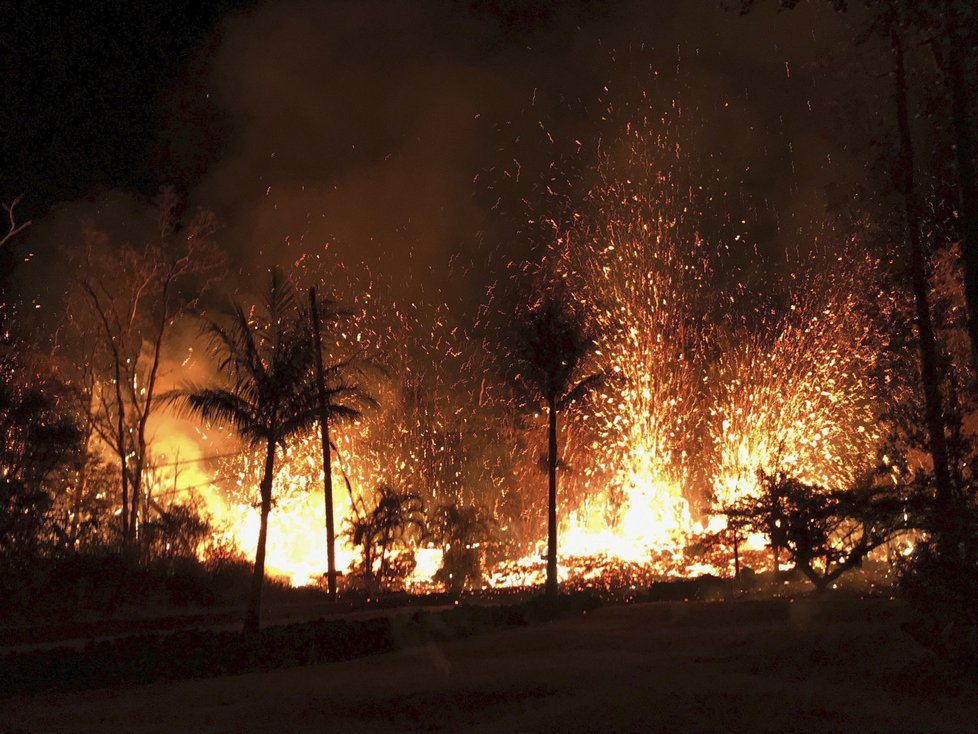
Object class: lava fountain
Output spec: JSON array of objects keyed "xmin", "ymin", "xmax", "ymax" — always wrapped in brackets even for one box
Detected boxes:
[
  {"xmin": 709, "ymin": 252, "xmax": 888, "ymax": 509},
  {"xmin": 513, "ymin": 128, "xmax": 892, "ymax": 579},
  {"xmin": 185, "ymin": 122, "xmax": 891, "ymax": 589}
]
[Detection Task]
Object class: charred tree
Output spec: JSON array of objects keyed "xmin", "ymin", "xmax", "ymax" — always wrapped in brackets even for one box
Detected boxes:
[
  {"xmin": 938, "ymin": 0, "xmax": 978, "ymax": 373},
  {"xmin": 71, "ymin": 193, "xmax": 221, "ymax": 551},
  {"xmin": 890, "ymin": 19, "xmax": 957, "ymax": 536}
]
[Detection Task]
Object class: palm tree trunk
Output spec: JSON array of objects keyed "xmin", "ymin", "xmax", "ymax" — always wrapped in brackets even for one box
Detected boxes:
[
  {"xmin": 309, "ymin": 287, "xmax": 337, "ymax": 602},
  {"xmin": 546, "ymin": 398, "xmax": 558, "ymax": 597},
  {"xmin": 245, "ymin": 438, "xmax": 276, "ymax": 635}
]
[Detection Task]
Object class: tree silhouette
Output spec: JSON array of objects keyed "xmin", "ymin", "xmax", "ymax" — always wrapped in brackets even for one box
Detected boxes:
[
  {"xmin": 346, "ymin": 485, "xmax": 425, "ymax": 593},
  {"xmin": 431, "ymin": 502, "xmax": 493, "ymax": 594},
  {"xmin": 747, "ymin": 0, "xmax": 978, "ymax": 379},
  {"xmin": 724, "ymin": 469, "xmax": 910, "ymax": 591},
  {"xmin": 0, "ymin": 197, "xmax": 30, "ymax": 337},
  {"xmin": 176, "ymin": 269, "xmax": 316, "ymax": 634},
  {"xmin": 741, "ymin": 0, "xmax": 969, "ymax": 559},
  {"xmin": 70, "ymin": 192, "xmax": 222, "ymax": 550},
  {"xmin": 0, "ymin": 368, "xmax": 82, "ymax": 567},
  {"xmin": 513, "ymin": 293, "xmax": 602, "ymax": 597},
  {"xmin": 0, "ymin": 200, "xmax": 82, "ymax": 568}
]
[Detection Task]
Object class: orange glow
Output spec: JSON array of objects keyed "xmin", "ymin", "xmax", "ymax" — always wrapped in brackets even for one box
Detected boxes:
[{"xmin": 148, "ymin": 129, "xmax": 891, "ymax": 591}]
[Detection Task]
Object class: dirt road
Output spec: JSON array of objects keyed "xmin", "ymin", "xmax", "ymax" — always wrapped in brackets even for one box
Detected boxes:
[{"xmin": 2, "ymin": 597, "xmax": 975, "ymax": 733}]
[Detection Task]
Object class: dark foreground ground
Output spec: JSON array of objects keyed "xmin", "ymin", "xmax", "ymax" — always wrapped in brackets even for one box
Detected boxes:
[{"xmin": 2, "ymin": 596, "xmax": 976, "ymax": 733}]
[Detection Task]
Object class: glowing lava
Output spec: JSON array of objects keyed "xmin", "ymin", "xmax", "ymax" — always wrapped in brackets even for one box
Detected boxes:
[{"xmin": 168, "ymin": 123, "xmax": 891, "ymax": 591}]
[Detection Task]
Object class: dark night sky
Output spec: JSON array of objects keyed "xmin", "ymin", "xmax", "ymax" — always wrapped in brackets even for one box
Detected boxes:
[
  {"xmin": 3, "ymin": 0, "xmax": 886, "ymax": 316},
  {"xmin": 0, "ymin": 0, "xmax": 252, "ymax": 208}
]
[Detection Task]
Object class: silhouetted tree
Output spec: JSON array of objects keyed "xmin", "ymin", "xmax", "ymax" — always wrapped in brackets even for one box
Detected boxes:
[
  {"xmin": 176, "ymin": 269, "xmax": 316, "ymax": 634},
  {"xmin": 886, "ymin": 8, "xmax": 958, "ymax": 544},
  {"xmin": 928, "ymin": 0, "xmax": 978, "ymax": 373},
  {"xmin": 431, "ymin": 502, "xmax": 493, "ymax": 594},
  {"xmin": 0, "ymin": 198, "xmax": 82, "ymax": 568},
  {"xmin": 0, "ymin": 366, "xmax": 82, "ymax": 567},
  {"xmin": 725, "ymin": 469, "xmax": 910, "ymax": 591},
  {"xmin": 740, "ymin": 0, "xmax": 964, "ymax": 548},
  {"xmin": 46, "ymin": 451, "xmax": 116, "ymax": 554},
  {"xmin": 512, "ymin": 293, "xmax": 603, "ymax": 597},
  {"xmin": 141, "ymin": 497, "xmax": 211, "ymax": 563},
  {"xmin": 745, "ymin": 0, "xmax": 978, "ymax": 373},
  {"xmin": 346, "ymin": 485, "xmax": 425, "ymax": 593},
  {"xmin": 0, "ymin": 197, "xmax": 30, "ymax": 338},
  {"xmin": 69, "ymin": 191, "xmax": 222, "ymax": 549}
]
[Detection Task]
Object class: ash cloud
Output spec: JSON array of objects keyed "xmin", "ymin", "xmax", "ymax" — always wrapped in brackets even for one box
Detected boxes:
[
  {"xmin": 157, "ymin": 0, "xmax": 880, "ymax": 311},
  {"xmin": 19, "ymin": 0, "xmax": 885, "ymax": 322}
]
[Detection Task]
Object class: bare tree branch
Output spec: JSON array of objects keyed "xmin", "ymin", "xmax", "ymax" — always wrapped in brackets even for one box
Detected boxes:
[{"xmin": 0, "ymin": 196, "xmax": 31, "ymax": 250}]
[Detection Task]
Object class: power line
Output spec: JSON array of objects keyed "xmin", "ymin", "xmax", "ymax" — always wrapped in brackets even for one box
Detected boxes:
[{"xmin": 150, "ymin": 450, "xmax": 245, "ymax": 468}]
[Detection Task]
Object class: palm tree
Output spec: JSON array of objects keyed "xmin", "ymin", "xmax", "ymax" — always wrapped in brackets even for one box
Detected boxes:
[
  {"xmin": 346, "ymin": 485, "xmax": 426, "ymax": 593},
  {"xmin": 432, "ymin": 502, "xmax": 493, "ymax": 594},
  {"xmin": 177, "ymin": 270, "xmax": 316, "ymax": 634},
  {"xmin": 513, "ymin": 294, "xmax": 603, "ymax": 597}
]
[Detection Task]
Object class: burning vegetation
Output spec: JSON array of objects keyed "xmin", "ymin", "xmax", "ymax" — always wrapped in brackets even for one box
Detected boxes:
[
  {"xmin": 25, "ymin": 124, "xmax": 908, "ymax": 606},
  {"xmin": 2, "ymin": 5, "xmax": 978, "ymax": 667}
]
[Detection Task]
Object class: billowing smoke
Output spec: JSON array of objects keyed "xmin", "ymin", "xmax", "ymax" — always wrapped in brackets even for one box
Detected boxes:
[{"xmin": 151, "ymin": 0, "xmax": 881, "ymax": 309}]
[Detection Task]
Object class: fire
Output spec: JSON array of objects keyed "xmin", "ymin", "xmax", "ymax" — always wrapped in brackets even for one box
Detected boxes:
[
  {"xmin": 490, "ymin": 130, "xmax": 892, "ymax": 583},
  {"xmin": 156, "ymin": 122, "xmax": 892, "ymax": 592},
  {"xmin": 534, "ymin": 143, "xmax": 715, "ymax": 570},
  {"xmin": 709, "ymin": 257, "xmax": 886, "ymax": 508},
  {"xmin": 211, "ymin": 424, "xmax": 439, "ymax": 588},
  {"xmin": 211, "ymin": 482, "xmax": 359, "ymax": 589}
]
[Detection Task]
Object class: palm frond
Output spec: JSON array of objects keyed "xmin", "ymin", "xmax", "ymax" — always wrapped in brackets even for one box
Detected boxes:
[
  {"xmin": 176, "ymin": 270, "xmax": 323, "ymax": 451},
  {"xmin": 162, "ymin": 384, "xmax": 267, "ymax": 447},
  {"xmin": 513, "ymin": 291, "xmax": 598, "ymax": 406}
]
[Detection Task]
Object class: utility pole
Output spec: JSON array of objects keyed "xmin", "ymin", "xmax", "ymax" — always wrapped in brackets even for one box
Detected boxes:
[{"xmin": 309, "ymin": 286, "xmax": 337, "ymax": 601}]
